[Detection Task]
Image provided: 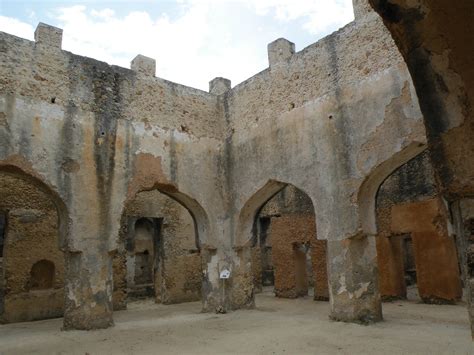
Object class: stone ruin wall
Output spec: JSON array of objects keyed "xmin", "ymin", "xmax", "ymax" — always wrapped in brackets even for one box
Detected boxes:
[
  {"xmin": 225, "ymin": 9, "xmax": 426, "ymax": 258},
  {"xmin": 376, "ymin": 150, "xmax": 462, "ymax": 302},
  {"xmin": 0, "ymin": 0, "xmax": 434, "ymax": 327},
  {"xmin": 226, "ymin": 9, "xmax": 426, "ymax": 310},
  {"xmin": 254, "ymin": 186, "xmax": 328, "ymax": 300},
  {"xmin": 0, "ymin": 173, "xmax": 64, "ymax": 323}
]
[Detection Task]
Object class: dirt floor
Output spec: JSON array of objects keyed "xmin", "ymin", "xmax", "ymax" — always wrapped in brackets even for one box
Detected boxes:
[{"xmin": 0, "ymin": 288, "xmax": 472, "ymax": 354}]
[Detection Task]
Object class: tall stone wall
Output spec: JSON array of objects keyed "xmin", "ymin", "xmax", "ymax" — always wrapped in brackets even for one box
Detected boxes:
[
  {"xmin": 0, "ymin": 2, "xmax": 431, "ymax": 327},
  {"xmin": 0, "ymin": 24, "xmax": 226, "ymax": 327}
]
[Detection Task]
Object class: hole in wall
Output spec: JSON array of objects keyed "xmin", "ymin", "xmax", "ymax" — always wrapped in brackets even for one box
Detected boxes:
[{"xmin": 29, "ymin": 259, "xmax": 55, "ymax": 290}]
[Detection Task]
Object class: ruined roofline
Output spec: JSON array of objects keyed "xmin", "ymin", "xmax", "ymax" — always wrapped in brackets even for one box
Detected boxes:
[
  {"xmin": 1, "ymin": 13, "xmax": 372, "ymax": 99},
  {"xmin": 231, "ymin": 10, "xmax": 380, "ymax": 93},
  {"xmin": 0, "ymin": 25, "xmax": 214, "ymax": 99}
]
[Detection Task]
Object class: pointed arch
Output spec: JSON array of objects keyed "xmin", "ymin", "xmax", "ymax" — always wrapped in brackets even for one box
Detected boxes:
[
  {"xmin": 124, "ymin": 183, "xmax": 210, "ymax": 250},
  {"xmin": 0, "ymin": 163, "xmax": 70, "ymax": 249},
  {"xmin": 358, "ymin": 141, "xmax": 427, "ymax": 235},
  {"xmin": 234, "ymin": 180, "xmax": 300, "ymax": 248}
]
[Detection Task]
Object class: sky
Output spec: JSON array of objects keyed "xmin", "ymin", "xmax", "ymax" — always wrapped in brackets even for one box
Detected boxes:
[{"xmin": 0, "ymin": 0, "xmax": 355, "ymax": 91}]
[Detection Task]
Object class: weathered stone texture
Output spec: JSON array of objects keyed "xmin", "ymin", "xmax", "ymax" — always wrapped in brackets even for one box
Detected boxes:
[
  {"xmin": 375, "ymin": 151, "xmax": 462, "ymax": 302},
  {"xmin": 0, "ymin": 173, "xmax": 64, "ymax": 323},
  {"xmin": 253, "ymin": 185, "xmax": 329, "ymax": 300},
  {"xmin": 0, "ymin": 2, "xmax": 432, "ymax": 328},
  {"xmin": 119, "ymin": 189, "xmax": 201, "ymax": 305}
]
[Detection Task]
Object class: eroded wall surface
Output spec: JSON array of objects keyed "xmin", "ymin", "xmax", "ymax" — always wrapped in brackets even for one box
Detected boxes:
[
  {"xmin": 227, "ymin": 9, "xmax": 426, "ymax": 320},
  {"xmin": 0, "ymin": 0, "xmax": 431, "ymax": 327},
  {"xmin": 376, "ymin": 151, "xmax": 462, "ymax": 302},
  {"xmin": 117, "ymin": 190, "xmax": 202, "ymax": 306},
  {"xmin": 0, "ymin": 25, "xmax": 225, "ymax": 327},
  {"xmin": 368, "ymin": 0, "xmax": 474, "ymax": 336},
  {"xmin": 254, "ymin": 186, "xmax": 328, "ymax": 300},
  {"xmin": 0, "ymin": 173, "xmax": 64, "ymax": 323}
]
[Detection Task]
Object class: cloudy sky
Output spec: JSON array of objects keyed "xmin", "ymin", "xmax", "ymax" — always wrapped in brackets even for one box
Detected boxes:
[{"xmin": 0, "ymin": 0, "xmax": 354, "ymax": 91}]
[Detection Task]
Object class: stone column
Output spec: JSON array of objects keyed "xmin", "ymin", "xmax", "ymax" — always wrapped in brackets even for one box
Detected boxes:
[
  {"xmin": 451, "ymin": 199, "xmax": 474, "ymax": 338},
  {"xmin": 327, "ymin": 235, "xmax": 382, "ymax": 324},
  {"xmin": 63, "ymin": 248, "xmax": 114, "ymax": 330},
  {"xmin": 229, "ymin": 246, "xmax": 255, "ymax": 310}
]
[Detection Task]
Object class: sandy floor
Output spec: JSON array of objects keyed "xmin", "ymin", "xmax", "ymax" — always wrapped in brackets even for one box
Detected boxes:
[{"xmin": 0, "ymin": 289, "xmax": 472, "ymax": 354}]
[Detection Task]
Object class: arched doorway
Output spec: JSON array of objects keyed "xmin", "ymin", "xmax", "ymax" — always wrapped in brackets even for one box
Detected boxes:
[
  {"xmin": 0, "ymin": 168, "xmax": 65, "ymax": 323},
  {"xmin": 375, "ymin": 150, "xmax": 462, "ymax": 303},
  {"xmin": 241, "ymin": 182, "xmax": 328, "ymax": 303},
  {"xmin": 114, "ymin": 189, "xmax": 202, "ymax": 308}
]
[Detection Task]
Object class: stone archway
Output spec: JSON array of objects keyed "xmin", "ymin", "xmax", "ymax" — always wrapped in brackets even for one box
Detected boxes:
[{"xmin": 0, "ymin": 165, "xmax": 68, "ymax": 323}]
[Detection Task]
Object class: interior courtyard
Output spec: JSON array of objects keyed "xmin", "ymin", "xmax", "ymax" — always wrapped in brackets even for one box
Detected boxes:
[{"xmin": 0, "ymin": 0, "xmax": 473, "ymax": 353}]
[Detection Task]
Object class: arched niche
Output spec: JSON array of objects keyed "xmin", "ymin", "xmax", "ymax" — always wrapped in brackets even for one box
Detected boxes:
[{"xmin": 358, "ymin": 142, "xmax": 427, "ymax": 235}]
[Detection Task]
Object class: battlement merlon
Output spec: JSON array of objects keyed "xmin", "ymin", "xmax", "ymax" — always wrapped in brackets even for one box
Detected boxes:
[
  {"xmin": 267, "ymin": 38, "xmax": 295, "ymax": 69},
  {"xmin": 34, "ymin": 22, "xmax": 62, "ymax": 49},
  {"xmin": 209, "ymin": 77, "xmax": 231, "ymax": 95},
  {"xmin": 131, "ymin": 54, "xmax": 156, "ymax": 77}
]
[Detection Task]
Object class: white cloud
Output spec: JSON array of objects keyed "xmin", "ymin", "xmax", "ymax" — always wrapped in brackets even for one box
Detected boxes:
[
  {"xmin": 0, "ymin": 16, "xmax": 34, "ymax": 40},
  {"xmin": 250, "ymin": 0, "xmax": 354, "ymax": 35},
  {"xmin": 0, "ymin": 1, "xmax": 354, "ymax": 90}
]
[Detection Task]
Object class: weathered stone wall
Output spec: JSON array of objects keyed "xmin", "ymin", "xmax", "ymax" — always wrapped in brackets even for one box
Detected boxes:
[
  {"xmin": 228, "ymin": 11, "xmax": 426, "ymax": 254},
  {"xmin": 368, "ymin": 0, "xmax": 474, "ymax": 335},
  {"xmin": 0, "ymin": 173, "xmax": 64, "ymax": 323},
  {"xmin": 0, "ymin": 1, "xmax": 432, "ymax": 327},
  {"xmin": 375, "ymin": 151, "xmax": 462, "ymax": 302},
  {"xmin": 269, "ymin": 215, "xmax": 328, "ymax": 299},
  {"xmin": 391, "ymin": 198, "xmax": 462, "ymax": 303},
  {"xmin": 228, "ymin": 12, "xmax": 425, "ymax": 318},
  {"xmin": 0, "ymin": 24, "xmax": 226, "ymax": 327}
]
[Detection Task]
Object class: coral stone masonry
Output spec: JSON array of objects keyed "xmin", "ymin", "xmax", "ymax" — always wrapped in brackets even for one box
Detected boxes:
[{"xmin": 0, "ymin": 0, "xmax": 472, "ymax": 344}]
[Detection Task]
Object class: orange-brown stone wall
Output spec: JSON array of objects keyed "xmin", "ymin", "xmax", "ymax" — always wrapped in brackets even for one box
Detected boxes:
[
  {"xmin": 391, "ymin": 198, "xmax": 462, "ymax": 303},
  {"xmin": 269, "ymin": 215, "xmax": 328, "ymax": 299},
  {"xmin": 0, "ymin": 173, "xmax": 64, "ymax": 323},
  {"xmin": 376, "ymin": 151, "xmax": 462, "ymax": 302}
]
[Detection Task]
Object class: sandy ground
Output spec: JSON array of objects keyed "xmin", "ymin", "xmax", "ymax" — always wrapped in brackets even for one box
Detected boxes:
[{"xmin": 0, "ymin": 288, "xmax": 472, "ymax": 355}]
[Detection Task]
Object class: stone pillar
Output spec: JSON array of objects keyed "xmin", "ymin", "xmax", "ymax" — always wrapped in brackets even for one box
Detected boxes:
[
  {"xmin": 451, "ymin": 199, "xmax": 474, "ymax": 338},
  {"xmin": 63, "ymin": 249, "xmax": 114, "ymax": 330},
  {"xmin": 200, "ymin": 246, "xmax": 223, "ymax": 312},
  {"xmin": 376, "ymin": 236, "xmax": 406, "ymax": 300},
  {"xmin": 327, "ymin": 236, "xmax": 382, "ymax": 324},
  {"xmin": 229, "ymin": 246, "xmax": 255, "ymax": 310}
]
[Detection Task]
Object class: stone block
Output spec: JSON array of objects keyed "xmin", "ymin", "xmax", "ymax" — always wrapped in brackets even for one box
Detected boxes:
[
  {"xmin": 34, "ymin": 23, "xmax": 62, "ymax": 49},
  {"xmin": 131, "ymin": 54, "xmax": 156, "ymax": 77},
  {"xmin": 209, "ymin": 77, "xmax": 231, "ymax": 95}
]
